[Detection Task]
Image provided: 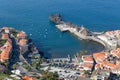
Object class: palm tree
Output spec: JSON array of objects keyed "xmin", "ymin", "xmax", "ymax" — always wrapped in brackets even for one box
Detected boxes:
[{"xmin": 75, "ymin": 50, "xmax": 88, "ymax": 63}]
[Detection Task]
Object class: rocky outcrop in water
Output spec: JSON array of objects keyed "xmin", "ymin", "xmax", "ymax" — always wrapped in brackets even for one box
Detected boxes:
[
  {"xmin": 50, "ymin": 14, "xmax": 91, "ymax": 36},
  {"xmin": 49, "ymin": 14, "xmax": 109, "ymax": 49},
  {"xmin": 50, "ymin": 14, "xmax": 63, "ymax": 24}
]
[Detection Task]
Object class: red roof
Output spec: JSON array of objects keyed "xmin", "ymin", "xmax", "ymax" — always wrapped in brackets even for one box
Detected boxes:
[
  {"xmin": 0, "ymin": 39, "xmax": 12, "ymax": 61},
  {"xmin": 93, "ymin": 52, "xmax": 108, "ymax": 63},
  {"xmin": 1, "ymin": 33, "xmax": 9, "ymax": 39},
  {"xmin": 22, "ymin": 76, "xmax": 36, "ymax": 80},
  {"xmin": 17, "ymin": 31, "xmax": 27, "ymax": 38},
  {"xmin": 82, "ymin": 55, "xmax": 93, "ymax": 63},
  {"xmin": 19, "ymin": 39, "xmax": 27, "ymax": 46}
]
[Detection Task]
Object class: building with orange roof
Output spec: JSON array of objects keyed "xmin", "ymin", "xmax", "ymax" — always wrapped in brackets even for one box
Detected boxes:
[
  {"xmin": 82, "ymin": 55, "xmax": 94, "ymax": 63},
  {"xmin": 96, "ymin": 61, "xmax": 120, "ymax": 74},
  {"xmin": 19, "ymin": 39, "xmax": 27, "ymax": 46},
  {"xmin": 80, "ymin": 74, "xmax": 86, "ymax": 78},
  {"xmin": 2, "ymin": 27, "xmax": 10, "ymax": 33},
  {"xmin": 95, "ymin": 64, "xmax": 101, "ymax": 70},
  {"xmin": 111, "ymin": 48, "xmax": 120, "ymax": 58},
  {"xmin": 1, "ymin": 33, "xmax": 9, "ymax": 39},
  {"xmin": 105, "ymin": 31, "xmax": 115, "ymax": 35},
  {"xmin": 105, "ymin": 30, "xmax": 120, "ymax": 36},
  {"xmin": 118, "ymin": 34, "xmax": 120, "ymax": 39},
  {"xmin": 79, "ymin": 63, "xmax": 93, "ymax": 71},
  {"xmin": 79, "ymin": 55, "xmax": 94, "ymax": 71},
  {"xmin": 17, "ymin": 31, "xmax": 27, "ymax": 39},
  {"xmin": 101, "ymin": 61, "xmax": 116, "ymax": 70},
  {"xmin": 0, "ymin": 39, "xmax": 12, "ymax": 62},
  {"xmin": 19, "ymin": 39, "xmax": 28, "ymax": 53},
  {"xmin": 98, "ymin": 30, "xmax": 120, "ymax": 47},
  {"xmin": 22, "ymin": 76, "xmax": 36, "ymax": 80},
  {"xmin": 111, "ymin": 61, "xmax": 120, "ymax": 74},
  {"xmin": 93, "ymin": 52, "xmax": 108, "ymax": 63}
]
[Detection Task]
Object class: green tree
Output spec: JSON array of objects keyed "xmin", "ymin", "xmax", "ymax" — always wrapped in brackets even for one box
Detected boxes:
[
  {"xmin": 41, "ymin": 70, "xmax": 59, "ymax": 80},
  {"xmin": 84, "ymin": 70, "xmax": 90, "ymax": 75},
  {"xmin": 13, "ymin": 64, "xmax": 17, "ymax": 69},
  {"xmin": 48, "ymin": 77, "xmax": 54, "ymax": 80},
  {"xmin": 4, "ymin": 60, "xmax": 9, "ymax": 68},
  {"xmin": 116, "ymin": 44, "xmax": 120, "ymax": 49},
  {"xmin": 47, "ymin": 66, "xmax": 51, "ymax": 71},
  {"xmin": 76, "ymin": 50, "xmax": 87, "ymax": 62},
  {"xmin": 53, "ymin": 71, "xmax": 59, "ymax": 79}
]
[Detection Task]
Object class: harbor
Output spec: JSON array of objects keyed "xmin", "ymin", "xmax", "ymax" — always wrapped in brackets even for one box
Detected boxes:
[{"xmin": 50, "ymin": 14, "xmax": 120, "ymax": 51}]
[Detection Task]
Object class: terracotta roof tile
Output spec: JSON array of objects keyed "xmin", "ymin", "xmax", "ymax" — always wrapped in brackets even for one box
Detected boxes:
[
  {"xmin": 22, "ymin": 76, "xmax": 36, "ymax": 80},
  {"xmin": 82, "ymin": 55, "xmax": 93, "ymax": 63},
  {"xmin": 17, "ymin": 31, "xmax": 27, "ymax": 38},
  {"xmin": 111, "ymin": 48, "xmax": 120, "ymax": 58},
  {"xmin": 80, "ymin": 63, "xmax": 93, "ymax": 69},
  {"xmin": 95, "ymin": 64, "xmax": 101, "ymax": 69},
  {"xmin": 100, "ymin": 61, "xmax": 116, "ymax": 69},
  {"xmin": 0, "ymin": 39, "xmax": 12, "ymax": 61},
  {"xmin": 19, "ymin": 39, "xmax": 27, "ymax": 46},
  {"xmin": 1, "ymin": 33, "xmax": 9, "ymax": 39},
  {"xmin": 93, "ymin": 52, "xmax": 108, "ymax": 63}
]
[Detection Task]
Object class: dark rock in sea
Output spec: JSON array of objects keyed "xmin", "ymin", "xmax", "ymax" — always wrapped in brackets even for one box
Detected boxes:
[
  {"xmin": 39, "ymin": 50, "xmax": 44, "ymax": 57},
  {"xmin": 49, "ymin": 14, "xmax": 63, "ymax": 24}
]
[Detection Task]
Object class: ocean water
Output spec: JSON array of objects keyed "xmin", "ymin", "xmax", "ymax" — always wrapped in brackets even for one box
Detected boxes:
[{"xmin": 0, "ymin": 0, "xmax": 120, "ymax": 58}]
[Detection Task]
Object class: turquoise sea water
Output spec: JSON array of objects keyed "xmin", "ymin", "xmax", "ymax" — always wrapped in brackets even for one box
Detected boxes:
[{"xmin": 0, "ymin": 0, "xmax": 120, "ymax": 58}]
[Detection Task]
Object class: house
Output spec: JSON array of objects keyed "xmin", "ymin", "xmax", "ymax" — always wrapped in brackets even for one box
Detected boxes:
[
  {"xmin": 79, "ymin": 55, "xmax": 94, "ymax": 71},
  {"xmin": 111, "ymin": 61, "xmax": 120, "ymax": 74},
  {"xmin": 95, "ymin": 64, "xmax": 101, "ymax": 70},
  {"xmin": 19, "ymin": 39, "xmax": 27, "ymax": 46},
  {"xmin": 11, "ymin": 69, "xmax": 21, "ymax": 75},
  {"xmin": 93, "ymin": 52, "xmax": 108, "ymax": 63},
  {"xmin": 91, "ymin": 70, "xmax": 110, "ymax": 80},
  {"xmin": 95, "ymin": 60, "xmax": 120, "ymax": 74},
  {"xmin": 0, "ymin": 39, "xmax": 12, "ymax": 62},
  {"xmin": 19, "ymin": 39, "xmax": 28, "ymax": 53},
  {"xmin": 17, "ymin": 31, "xmax": 27, "ymax": 39},
  {"xmin": 22, "ymin": 76, "xmax": 36, "ymax": 80},
  {"xmin": 1, "ymin": 33, "xmax": 9, "ymax": 39},
  {"xmin": 111, "ymin": 48, "xmax": 120, "ymax": 58},
  {"xmin": 100, "ymin": 61, "xmax": 116, "ymax": 70},
  {"xmin": 2, "ymin": 27, "xmax": 10, "ymax": 33},
  {"xmin": 10, "ymin": 75, "xmax": 21, "ymax": 80},
  {"xmin": 79, "ymin": 63, "xmax": 93, "ymax": 71},
  {"xmin": 80, "ymin": 74, "xmax": 86, "ymax": 78},
  {"xmin": 82, "ymin": 55, "xmax": 94, "ymax": 63}
]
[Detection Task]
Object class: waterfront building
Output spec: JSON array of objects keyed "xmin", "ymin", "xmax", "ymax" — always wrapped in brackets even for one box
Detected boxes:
[
  {"xmin": 93, "ymin": 52, "xmax": 109, "ymax": 63},
  {"xmin": 82, "ymin": 55, "xmax": 94, "ymax": 64},
  {"xmin": 111, "ymin": 48, "xmax": 120, "ymax": 58},
  {"xmin": 2, "ymin": 27, "xmax": 10, "ymax": 33},
  {"xmin": 17, "ymin": 31, "xmax": 27, "ymax": 39},
  {"xmin": 79, "ymin": 55, "xmax": 94, "ymax": 71},
  {"xmin": 19, "ymin": 39, "xmax": 28, "ymax": 54},
  {"xmin": 1, "ymin": 33, "xmax": 9, "ymax": 39}
]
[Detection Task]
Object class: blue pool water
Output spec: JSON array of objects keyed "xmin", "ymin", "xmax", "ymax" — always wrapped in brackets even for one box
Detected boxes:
[{"xmin": 0, "ymin": 0, "xmax": 120, "ymax": 57}]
